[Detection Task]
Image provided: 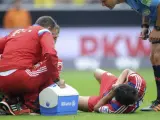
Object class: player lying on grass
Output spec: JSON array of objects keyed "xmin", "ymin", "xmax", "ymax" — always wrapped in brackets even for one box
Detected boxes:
[
  {"xmin": 78, "ymin": 69, "xmax": 146, "ymax": 113},
  {"xmin": 0, "ymin": 16, "xmax": 65, "ymax": 115},
  {"xmin": 101, "ymin": 0, "xmax": 160, "ymax": 112}
]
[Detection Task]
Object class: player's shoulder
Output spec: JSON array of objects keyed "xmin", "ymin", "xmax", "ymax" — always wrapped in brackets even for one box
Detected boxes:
[
  {"xmin": 128, "ymin": 72, "xmax": 146, "ymax": 89},
  {"xmin": 110, "ymin": 99, "xmax": 138, "ymax": 113},
  {"xmin": 99, "ymin": 99, "xmax": 136, "ymax": 114},
  {"xmin": 109, "ymin": 99, "xmax": 128, "ymax": 113},
  {"xmin": 29, "ymin": 25, "xmax": 44, "ymax": 31},
  {"xmin": 128, "ymin": 72, "xmax": 143, "ymax": 78},
  {"xmin": 7, "ymin": 29, "xmax": 19, "ymax": 37},
  {"xmin": 29, "ymin": 25, "xmax": 51, "ymax": 36},
  {"xmin": 128, "ymin": 72, "xmax": 144, "ymax": 83}
]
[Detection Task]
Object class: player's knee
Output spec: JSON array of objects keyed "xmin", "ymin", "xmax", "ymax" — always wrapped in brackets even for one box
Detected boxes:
[
  {"xmin": 94, "ymin": 69, "xmax": 105, "ymax": 81},
  {"xmin": 150, "ymin": 52, "xmax": 160, "ymax": 64},
  {"xmin": 123, "ymin": 69, "xmax": 130, "ymax": 73},
  {"xmin": 94, "ymin": 69, "xmax": 99, "ymax": 80},
  {"xmin": 150, "ymin": 52, "xmax": 155, "ymax": 62}
]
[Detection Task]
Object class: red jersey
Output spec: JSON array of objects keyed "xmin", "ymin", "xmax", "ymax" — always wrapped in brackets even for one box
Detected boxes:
[
  {"xmin": 98, "ymin": 73, "xmax": 146, "ymax": 113},
  {"xmin": 0, "ymin": 25, "xmax": 59, "ymax": 80}
]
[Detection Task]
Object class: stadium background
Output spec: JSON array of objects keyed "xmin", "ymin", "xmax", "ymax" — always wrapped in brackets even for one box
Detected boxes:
[
  {"xmin": 0, "ymin": 0, "xmax": 150, "ymax": 70},
  {"xmin": 0, "ymin": 0, "xmax": 159, "ymax": 120}
]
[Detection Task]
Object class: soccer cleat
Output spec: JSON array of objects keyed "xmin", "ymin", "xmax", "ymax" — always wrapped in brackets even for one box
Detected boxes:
[
  {"xmin": 0, "ymin": 108, "xmax": 7, "ymax": 115},
  {"xmin": 0, "ymin": 100, "xmax": 31, "ymax": 115},
  {"xmin": 141, "ymin": 100, "xmax": 160, "ymax": 111}
]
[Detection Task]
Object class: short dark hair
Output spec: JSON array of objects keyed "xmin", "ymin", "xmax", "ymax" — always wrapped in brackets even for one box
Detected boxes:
[
  {"xmin": 115, "ymin": 84, "xmax": 138, "ymax": 106},
  {"xmin": 35, "ymin": 16, "xmax": 57, "ymax": 29}
]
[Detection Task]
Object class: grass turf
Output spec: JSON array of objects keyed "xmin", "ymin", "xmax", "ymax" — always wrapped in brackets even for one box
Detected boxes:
[{"xmin": 1, "ymin": 68, "xmax": 160, "ymax": 120}]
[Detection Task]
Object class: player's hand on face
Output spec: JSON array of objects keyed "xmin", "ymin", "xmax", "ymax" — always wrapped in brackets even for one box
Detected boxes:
[
  {"xmin": 140, "ymin": 27, "xmax": 149, "ymax": 40},
  {"xmin": 149, "ymin": 29, "xmax": 160, "ymax": 42},
  {"xmin": 57, "ymin": 79, "xmax": 66, "ymax": 88}
]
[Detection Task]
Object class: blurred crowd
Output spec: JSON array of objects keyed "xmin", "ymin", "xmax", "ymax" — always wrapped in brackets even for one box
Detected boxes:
[
  {"xmin": 1, "ymin": 0, "xmax": 101, "ymax": 28},
  {"xmin": 0, "ymin": 0, "xmax": 100, "ymax": 5},
  {"xmin": 1, "ymin": 0, "xmax": 128, "ymax": 29}
]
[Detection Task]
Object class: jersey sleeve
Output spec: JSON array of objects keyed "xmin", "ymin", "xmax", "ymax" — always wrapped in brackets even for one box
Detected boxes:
[
  {"xmin": 98, "ymin": 103, "xmax": 128, "ymax": 114},
  {"xmin": 128, "ymin": 73, "xmax": 142, "ymax": 90},
  {"xmin": 0, "ymin": 36, "xmax": 8, "ymax": 54},
  {"xmin": 98, "ymin": 104, "xmax": 112, "ymax": 113},
  {"xmin": 38, "ymin": 29, "xmax": 55, "ymax": 55},
  {"xmin": 39, "ymin": 29, "xmax": 59, "ymax": 81},
  {"xmin": 127, "ymin": 73, "xmax": 146, "ymax": 99},
  {"xmin": 140, "ymin": 0, "xmax": 159, "ymax": 7}
]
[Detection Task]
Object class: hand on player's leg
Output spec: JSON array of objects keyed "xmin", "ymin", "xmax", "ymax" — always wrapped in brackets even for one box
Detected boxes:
[{"xmin": 149, "ymin": 29, "xmax": 160, "ymax": 42}]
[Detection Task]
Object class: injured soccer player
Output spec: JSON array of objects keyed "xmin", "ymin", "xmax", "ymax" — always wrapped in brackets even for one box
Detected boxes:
[{"xmin": 78, "ymin": 69, "xmax": 146, "ymax": 113}]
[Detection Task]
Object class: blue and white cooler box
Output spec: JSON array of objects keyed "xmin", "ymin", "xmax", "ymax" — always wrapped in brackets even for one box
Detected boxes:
[{"xmin": 39, "ymin": 84, "xmax": 79, "ymax": 116}]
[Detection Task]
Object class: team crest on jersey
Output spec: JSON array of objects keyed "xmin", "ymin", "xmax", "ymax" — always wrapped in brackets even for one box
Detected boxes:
[
  {"xmin": 141, "ymin": 0, "xmax": 152, "ymax": 6},
  {"xmin": 142, "ymin": 9, "xmax": 151, "ymax": 16}
]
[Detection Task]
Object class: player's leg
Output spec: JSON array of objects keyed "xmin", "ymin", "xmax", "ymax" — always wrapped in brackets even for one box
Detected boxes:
[
  {"xmin": 99, "ymin": 70, "xmax": 117, "ymax": 98},
  {"xmin": 94, "ymin": 68, "xmax": 116, "ymax": 84},
  {"xmin": 0, "ymin": 94, "xmax": 31, "ymax": 115},
  {"xmin": 78, "ymin": 69, "xmax": 106, "ymax": 112},
  {"xmin": 141, "ymin": 44, "xmax": 160, "ymax": 111},
  {"xmin": 0, "ymin": 62, "xmax": 52, "ymax": 115},
  {"xmin": 78, "ymin": 96, "xmax": 101, "ymax": 112},
  {"xmin": 79, "ymin": 69, "xmax": 117, "ymax": 112},
  {"xmin": 94, "ymin": 69, "xmax": 107, "ymax": 84},
  {"xmin": 78, "ymin": 96, "xmax": 90, "ymax": 112},
  {"xmin": 23, "ymin": 93, "xmax": 40, "ymax": 113},
  {"xmin": 22, "ymin": 63, "xmax": 54, "ymax": 113}
]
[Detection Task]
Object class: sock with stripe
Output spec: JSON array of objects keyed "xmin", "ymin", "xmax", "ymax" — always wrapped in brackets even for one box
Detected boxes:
[{"xmin": 153, "ymin": 65, "xmax": 160, "ymax": 100}]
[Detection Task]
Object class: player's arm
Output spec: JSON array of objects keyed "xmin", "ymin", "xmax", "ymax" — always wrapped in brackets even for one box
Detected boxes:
[
  {"xmin": 140, "ymin": 16, "xmax": 150, "ymax": 40},
  {"xmin": 40, "ymin": 30, "xmax": 60, "ymax": 83},
  {"xmin": 149, "ymin": 4, "xmax": 160, "ymax": 41},
  {"xmin": 0, "ymin": 36, "xmax": 8, "ymax": 54},
  {"xmin": 142, "ymin": 16, "xmax": 150, "ymax": 26},
  {"xmin": 113, "ymin": 69, "xmax": 135, "ymax": 86},
  {"xmin": 155, "ymin": 4, "xmax": 160, "ymax": 29},
  {"xmin": 94, "ymin": 89, "xmax": 115, "ymax": 112},
  {"xmin": 141, "ymin": 0, "xmax": 160, "ymax": 30}
]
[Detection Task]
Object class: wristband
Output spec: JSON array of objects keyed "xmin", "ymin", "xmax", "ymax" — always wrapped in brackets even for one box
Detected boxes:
[
  {"xmin": 154, "ymin": 26, "xmax": 160, "ymax": 31},
  {"xmin": 141, "ymin": 24, "xmax": 149, "ymax": 28}
]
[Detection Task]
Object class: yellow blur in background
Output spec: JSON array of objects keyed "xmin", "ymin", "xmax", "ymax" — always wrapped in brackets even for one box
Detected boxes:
[
  {"xmin": 73, "ymin": 0, "xmax": 85, "ymax": 5},
  {"xmin": 34, "ymin": 0, "xmax": 55, "ymax": 8},
  {"xmin": 34, "ymin": 0, "xmax": 86, "ymax": 8}
]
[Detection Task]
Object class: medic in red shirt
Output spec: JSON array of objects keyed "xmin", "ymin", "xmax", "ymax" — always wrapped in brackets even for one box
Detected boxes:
[{"xmin": 0, "ymin": 16, "xmax": 65, "ymax": 115}]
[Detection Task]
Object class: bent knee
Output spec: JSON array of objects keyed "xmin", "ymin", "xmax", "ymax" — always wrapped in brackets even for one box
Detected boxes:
[{"xmin": 150, "ymin": 52, "xmax": 160, "ymax": 65}]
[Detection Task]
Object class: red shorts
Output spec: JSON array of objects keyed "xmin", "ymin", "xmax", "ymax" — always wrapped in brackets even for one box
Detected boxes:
[
  {"xmin": 88, "ymin": 72, "xmax": 117, "ymax": 112},
  {"xmin": 0, "ymin": 62, "xmax": 53, "ymax": 96},
  {"xmin": 0, "ymin": 62, "xmax": 54, "ymax": 111}
]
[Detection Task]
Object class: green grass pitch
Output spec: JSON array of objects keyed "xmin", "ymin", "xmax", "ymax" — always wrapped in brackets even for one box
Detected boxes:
[{"xmin": 1, "ymin": 68, "xmax": 160, "ymax": 120}]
